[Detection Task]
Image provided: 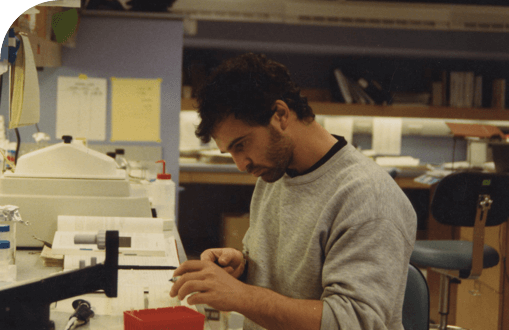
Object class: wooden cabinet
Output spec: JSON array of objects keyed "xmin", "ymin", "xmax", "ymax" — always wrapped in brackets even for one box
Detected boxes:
[{"xmin": 454, "ymin": 224, "xmax": 508, "ymax": 330}]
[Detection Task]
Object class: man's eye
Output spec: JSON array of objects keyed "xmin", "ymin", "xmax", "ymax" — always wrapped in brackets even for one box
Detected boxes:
[{"xmin": 235, "ymin": 141, "xmax": 245, "ymax": 151}]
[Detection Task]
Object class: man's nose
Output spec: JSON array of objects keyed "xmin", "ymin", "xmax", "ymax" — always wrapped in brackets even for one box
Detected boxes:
[{"xmin": 232, "ymin": 154, "xmax": 250, "ymax": 172}]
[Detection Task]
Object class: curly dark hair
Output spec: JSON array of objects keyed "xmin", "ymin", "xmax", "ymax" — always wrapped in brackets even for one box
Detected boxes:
[{"xmin": 195, "ymin": 53, "xmax": 315, "ymax": 143}]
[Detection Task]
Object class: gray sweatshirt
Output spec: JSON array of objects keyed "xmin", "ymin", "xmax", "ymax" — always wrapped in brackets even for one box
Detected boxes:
[{"xmin": 242, "ymin": 143, "xmax": 417, "ymax": 330}]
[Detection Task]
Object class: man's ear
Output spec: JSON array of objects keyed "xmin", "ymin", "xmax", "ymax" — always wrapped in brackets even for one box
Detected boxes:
[{"xmin": 272, "ymin": 100, "xmax": 290, "ymax": 130}]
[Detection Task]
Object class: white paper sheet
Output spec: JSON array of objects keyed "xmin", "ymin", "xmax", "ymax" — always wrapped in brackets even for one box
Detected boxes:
[
  {"xmin": 372, "ymin": 117, "xmax": 402, "ymax": 156},
  {"xmin": 9, "ymin": 34, "xmax": 40, "ymax": 128},
  {"xmin": 56, "ymin": 75, "xmax": 107, "ymax": 141},
  {"xmin": 180, "ymin": 110, "xmax": 202, "ymax": 151}
]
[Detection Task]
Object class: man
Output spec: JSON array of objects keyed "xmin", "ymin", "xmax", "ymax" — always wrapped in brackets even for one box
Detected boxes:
[{"xmin": 170, "ymin": 53, "xmax": 417, "ymax": 330}]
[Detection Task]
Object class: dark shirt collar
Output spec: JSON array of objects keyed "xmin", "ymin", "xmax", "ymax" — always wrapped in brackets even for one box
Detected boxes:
[{"xmin": 286, "ymin": 135, "xmax": 347, "ymax": 178}]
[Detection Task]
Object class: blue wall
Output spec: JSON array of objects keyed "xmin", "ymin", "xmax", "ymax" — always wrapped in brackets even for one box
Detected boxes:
[{"xmin": 1, "ymin": 16, "xmax": 183, "ymax": 184}]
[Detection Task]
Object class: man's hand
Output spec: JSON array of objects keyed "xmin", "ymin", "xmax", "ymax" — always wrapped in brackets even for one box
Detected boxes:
[
  {"xmin": 200, "ymin": 248, "xmax": 245, "ymax": 279},
  {"xmin": 169, "ymin": 260, "xmax": 247, "ymax": 311}
]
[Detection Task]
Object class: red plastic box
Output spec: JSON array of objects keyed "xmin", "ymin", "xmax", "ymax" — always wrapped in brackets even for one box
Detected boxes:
[{"xmin": 124, "ymin": 306, "xmax": 205, "ymax": 330}]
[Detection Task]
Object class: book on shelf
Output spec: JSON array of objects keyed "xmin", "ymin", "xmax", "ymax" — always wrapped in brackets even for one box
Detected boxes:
[
  {"xmin": 449, "ymin": 71, "xmax": 464, "ymax": 107},
  {"xmin": 441, "ymin": 70, "xmax": 448, "ymax": 107},
  {"xmin": 448, "ymin": 71, "xmax": 476, "ymax": 108},
  {"xmin": 333, "ymin": 68, "xmax": 353, "ymax": 104},
  {"xmin": 357, "ymin": 77, "xmax": 392, "ymax": 105},
  {"xmin": 431, "ymin": 81, "xmax": 443, "ymax": 106},
  {"xmin": 333, "ymin": 68, "xmax": 392, "ymax": 105},
  {"xmin": 464, "ymin": 71, "xmax": 475, "ymax": 108},
  {"xmin": 349, "ymin": 79, "xmax": 375, "ymax": 105},
  {"xmin": 390, "ymin": 91, "xmax": 430, "ymax": 106},
  {"xmin": 473, "ymin": 75, "xmax": 483, "ymax": 108},
  {"xmin": 492, "ymin": 78, "xmax": 506, "ymax": 109}
]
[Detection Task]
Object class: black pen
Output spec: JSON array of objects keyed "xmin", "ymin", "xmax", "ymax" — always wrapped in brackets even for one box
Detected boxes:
[{"xmin": 118, "ymin": 265, "xmax": 177, "ymax": 270}]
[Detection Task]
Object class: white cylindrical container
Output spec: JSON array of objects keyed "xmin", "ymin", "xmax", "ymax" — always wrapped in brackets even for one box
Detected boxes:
[
  {"xmin": 0, "ymin": 224, "xmax": 9, "ymax": 240},
  {"xmin": 0, "ymin": 240, "xmax": 15, "ymax": 282},
  {"xmin": 148, "ymin": 160, "xmax": 175, "ymax": 220},
  {"xmin": 0, "ymin": 240, "xmax": 11, "ymax": 265}
]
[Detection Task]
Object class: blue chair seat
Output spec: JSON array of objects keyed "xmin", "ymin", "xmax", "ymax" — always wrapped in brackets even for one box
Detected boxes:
[
  {"xmin": 403, "ymin": 264, "xmax": 429, "ymax": 330},
  {"xmin": 411, "ymin": 240, "xmax": 499, "ymax": 278}
]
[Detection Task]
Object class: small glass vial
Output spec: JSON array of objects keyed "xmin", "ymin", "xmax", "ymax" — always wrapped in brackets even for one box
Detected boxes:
[{"xmin": 0, "ymin": 240, "xmax": 16, "ymax": 282}]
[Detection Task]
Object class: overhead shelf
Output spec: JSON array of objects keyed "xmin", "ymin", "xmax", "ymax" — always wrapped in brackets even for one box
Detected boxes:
[
  {"xmin": 308, "ymin": 102, "xmax": 509, "ymax": 121},
  {"xmin": 181, "ymin": 98, "xmax": 509, "ymax": 121}
]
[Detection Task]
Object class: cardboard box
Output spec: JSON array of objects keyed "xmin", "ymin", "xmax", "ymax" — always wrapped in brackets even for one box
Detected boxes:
[{"xmin": 221, "ymin": 213, "xmax": 249, "ymax": 251}]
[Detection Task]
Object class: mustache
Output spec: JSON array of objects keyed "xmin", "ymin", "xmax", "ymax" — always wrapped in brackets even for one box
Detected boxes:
[{"xmin": 246, "ymin": 164, "xmax": 262, "ymax": 174}]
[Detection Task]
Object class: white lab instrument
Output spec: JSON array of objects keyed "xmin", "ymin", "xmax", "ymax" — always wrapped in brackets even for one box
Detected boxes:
[{"xmin": 0, "ymin": 137, "xmax": 152, "ymax": 247}]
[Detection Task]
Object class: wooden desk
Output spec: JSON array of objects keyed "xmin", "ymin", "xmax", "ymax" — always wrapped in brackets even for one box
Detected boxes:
[
  {"xmin": 180, "ymin": 170, "xmax": 257, "ymax": 185},
  {"xmin": 180, "ymin": 165, "xmax": 431, "ymax": 189}
]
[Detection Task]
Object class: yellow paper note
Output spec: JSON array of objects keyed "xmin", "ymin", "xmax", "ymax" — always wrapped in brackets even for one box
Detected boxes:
[{"xmin": 111, "ymin": 78, "xmax": 162, "ymax": 142}]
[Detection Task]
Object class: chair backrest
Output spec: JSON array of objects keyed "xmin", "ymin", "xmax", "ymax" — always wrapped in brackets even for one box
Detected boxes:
[
  {"xmin": 403, "ymin": 264, "xmax": 429, "ymax": 330},
  {"xmin": 431, "ymin": 171, "xmax": 509, "ymax": 227}
]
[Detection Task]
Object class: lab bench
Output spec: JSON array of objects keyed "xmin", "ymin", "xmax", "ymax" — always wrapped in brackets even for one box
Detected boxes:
[{"xmin": 0, "ymin": 229, "xmax": 212, "ymax": 330}]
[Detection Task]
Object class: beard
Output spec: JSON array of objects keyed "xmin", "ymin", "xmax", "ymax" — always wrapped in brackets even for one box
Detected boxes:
[{"xmin": 246, "ymin": 125, "xmax": 294, "ymax": 183}]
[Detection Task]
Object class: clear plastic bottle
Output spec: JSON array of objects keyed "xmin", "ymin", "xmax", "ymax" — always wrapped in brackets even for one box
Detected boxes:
[
  {"xmin": 115, "ymin": 148, "xmax": 131, "ymax": 176},
  {"xmin": 0, "ymin": 239, "xmax": 15, "ymax": 282},
  {"xmin": 148, "ymin": 160, "xmax": 175, "ymax": 220}
]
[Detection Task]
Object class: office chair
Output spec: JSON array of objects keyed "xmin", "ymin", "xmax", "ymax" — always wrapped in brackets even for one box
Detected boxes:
[
  {"xmin": 403, "ymin": 264, "xmax": 430, "ymax": 330},
  {"xmin": 410, "ymin": 171, "xmax": 509, "ymax": 330}
]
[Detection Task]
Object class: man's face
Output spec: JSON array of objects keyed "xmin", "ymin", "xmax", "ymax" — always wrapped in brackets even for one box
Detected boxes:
[{"xmin": 213, "ymin": 114, "xmax": 294, "ymax": 183}]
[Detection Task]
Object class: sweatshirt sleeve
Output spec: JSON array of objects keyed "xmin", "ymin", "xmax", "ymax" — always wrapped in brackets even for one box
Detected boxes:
[{"xmin": 320, "ymin": 218, "xmax": 414, "ymax": 330}]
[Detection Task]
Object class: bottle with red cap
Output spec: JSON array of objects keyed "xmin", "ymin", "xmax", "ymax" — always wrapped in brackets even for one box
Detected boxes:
[{"xmin": 148, "ymin": 160, "xmax": 175, "ymax": 219}]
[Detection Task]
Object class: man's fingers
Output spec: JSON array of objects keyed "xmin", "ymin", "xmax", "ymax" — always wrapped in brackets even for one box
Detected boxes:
[
  {"xmin": 218, "ymin": 253, "xmax": 233, "ymax": 266},
  {"xmin": 170, "ymin": 270, "xmax": 204, "ymax": 297},
  {"xmin": 200, "ymin": 249, "xmax": 219, "ymax": 262},
  {"xmin": 172, "ymin": 260, "xmax": 210, "ymax": 277},
  {"xmin": 186, "ymin": 290, "xmax": 214, "ymax": 306},
  {"xmin": 177, "ymin": 280, "xmax": 211, "ymax": 301}
]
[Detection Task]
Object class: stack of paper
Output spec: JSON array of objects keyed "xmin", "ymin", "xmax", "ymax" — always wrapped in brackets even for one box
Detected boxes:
[{"xmin": 40, "ymin": 246, "xmax": 64, "ymax": 267}]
